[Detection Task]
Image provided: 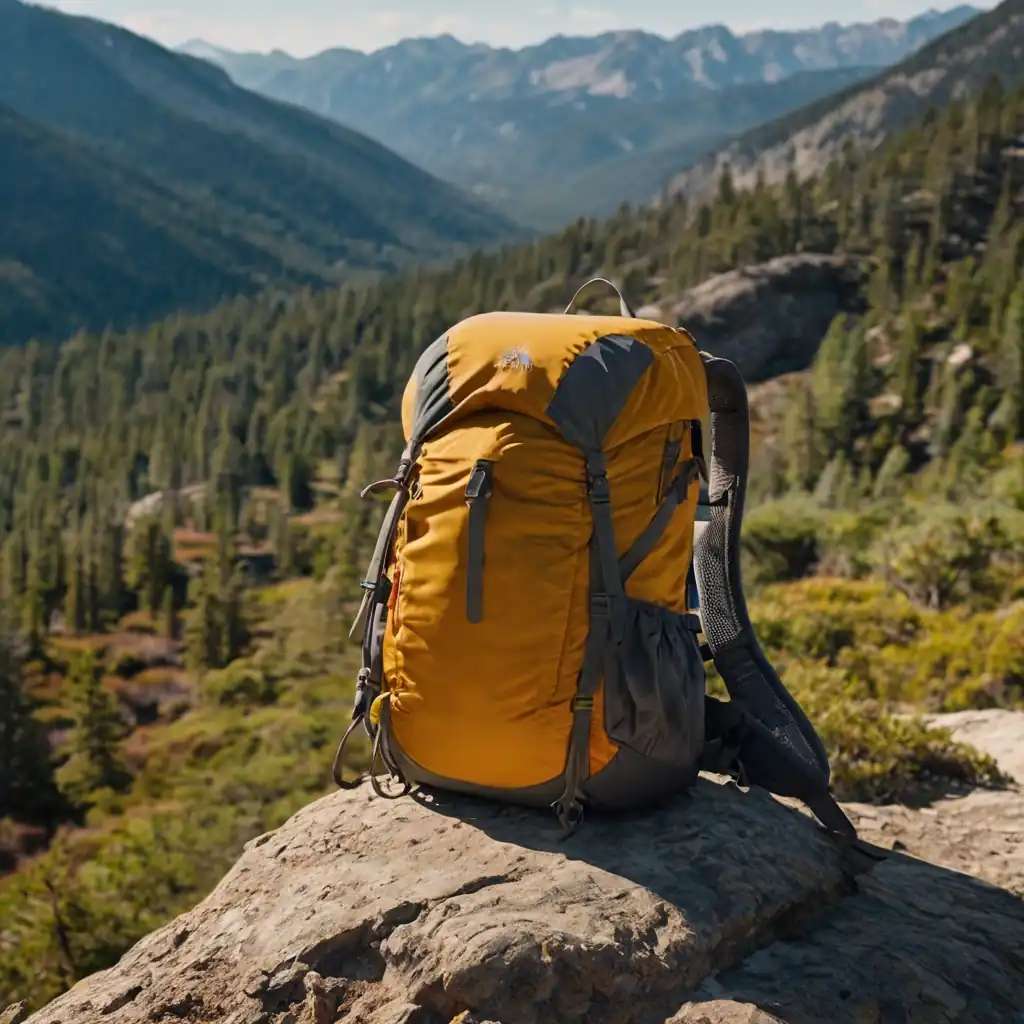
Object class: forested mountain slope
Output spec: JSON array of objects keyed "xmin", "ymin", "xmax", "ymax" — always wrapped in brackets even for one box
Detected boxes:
[
  {"xmin": 0, "ymin": 0, "xmax": 515, "ymax": 345},
  {"xmin": 668, "ymin": 0, "xmax": 1024, "ymax": 202},
  {"xmin": 0, "ymin": 103, "xmax": 311, "ymax": 346}
]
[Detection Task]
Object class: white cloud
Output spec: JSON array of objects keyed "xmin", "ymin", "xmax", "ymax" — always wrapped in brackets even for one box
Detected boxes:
[
  {"xmin": 373, "ymin": 10, "xmax": 409, "ymax": 31},
  {"xmin": 426, "ymin": 13, "xmax": 471, "ymax": 36},
  {"xmin": 568, "ymin": 5, "xmax": 615, "ymax": 28}
]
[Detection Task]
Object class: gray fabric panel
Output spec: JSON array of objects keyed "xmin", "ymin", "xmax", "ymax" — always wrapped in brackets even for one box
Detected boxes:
[
  {"xmin": 386, "ymin": 732, "xmax": 563, "ymax": 810},
  {"xmin": 385, "ymin": 722, "xmax": 696, "ymax": 813},
  {"xmin": 604, "ymin": 596, "xmax": 705, "ymax": 768},
  {"xmin": 545, "ymin": 334, "xmax": 654, "ymax": 449},
  {"xmin": 410, "ymin": 332, "xmax": 453, "ymax": 442},
  {"xmin": 692, "ymin": 354, "xmax": 831, "ymax": 782},
  {"xmin": 584, "ymin": 743, "xmax": 699, "ymax": 812}
]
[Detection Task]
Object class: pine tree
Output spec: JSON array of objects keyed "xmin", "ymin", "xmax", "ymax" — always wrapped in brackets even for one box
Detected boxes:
[
  {"xmin": 991, "ymin": 280, "xmax": 1024, "ymax": 440},
  {"xmin": 782, "ymin": 381, "xmax": 825, "ymax": 491},
  {"xmin": 98, "ymin": 522, "xmax": 126, "ymax": 623},
  {"xmin": 55, "ymin": 652, "xmax": 131, "ymax": 809},
  {"xmin": 185, "ymin": 568, "xmax": 219, "ymax": 676},
  {"xmin": 125, "ymin": 516, "xmax": 171, "ymax": 618},
  {"xmin": 893, "ymin": 314, "xmax": 924, "ymax": 423},
  {"xmin": 161, "ymin": 584, "xmax": 177, "ymax": 641},
  {"xmin": 0, "ymin": 623, "xmax": 61, "ymax": 823},
  {"xmin": 65, "ymin": 549, "xmax": 87, "ymax": 635},
  {"xmin": 271, "ymin": 503, "xmax": 293, "ymax": 577},
  {"xmin": 22, "ymin": 563, "xmax": 47, "ymax": 657}
]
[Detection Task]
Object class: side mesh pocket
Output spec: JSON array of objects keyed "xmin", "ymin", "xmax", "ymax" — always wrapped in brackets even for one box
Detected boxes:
[{"xmin": 605, "ymin": 597, "xmax": 705, "ymax": 767}]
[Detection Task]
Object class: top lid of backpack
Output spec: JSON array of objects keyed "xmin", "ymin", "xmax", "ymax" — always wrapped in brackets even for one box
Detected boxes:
[{"xmin": 399, "ymin": 308, "xmax": 711, "ymax": 459}]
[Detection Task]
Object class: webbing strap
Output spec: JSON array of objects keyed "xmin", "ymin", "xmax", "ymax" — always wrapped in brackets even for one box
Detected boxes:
[
  {"xmin": 659, "ymin": 422, "xmax": 685, "ymax": 498},
  {"xmin": 347, "ymin": 443, "xmax": 419, "ymax": 644},
  {"xmin": 553, "ymin": 452, "xmax": 625, "ymax": 835},
  {"xmin": 619, "ymin": 459, "xmax": 700, "ymax": 583},
  {"xmin": 465, "ymin": 459, "xmax": 494, "ymax": 624},
  {"xmin": 335, "ymin": 445, "xmax": 418, "ymax": 795},
  {"xmin": 332, "ymin": 600, "xmax": 388, "ymax": 788},
  {"xmin": 584, "ymin": 452, "xmax": 626, "ymax": 639},
  {"xmin": 347, "ymin": 496, "xmax": 400, "ymax": 644},
  {"xmin": 552, "ymin": 566, "xmax": 612, "ymax": 835}
]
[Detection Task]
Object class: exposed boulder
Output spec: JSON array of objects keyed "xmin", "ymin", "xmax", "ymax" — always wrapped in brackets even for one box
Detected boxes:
[
  {"xmin": 19, "ymin": 754, "xmax": 1024, "ymax": 1024},
  {"xmin": 668, "ymin": 254, "xmax": 867, "ymax": 383}
]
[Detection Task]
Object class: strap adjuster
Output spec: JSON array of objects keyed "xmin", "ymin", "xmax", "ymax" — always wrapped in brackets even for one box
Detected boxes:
[
  {"xmin": 359, "ymin": 577, "xmax": 392, "ymax": 604},
  {"xmin": 587, "ymin": 472, "xmax": 611, "ymax": 504},
  {"xmin": 571, "ymin": 696, "xmax": 594, "ymax": 712},
  {"xmin": 465, "ymin": 460, "xmax": 494, "ymax": 501}
]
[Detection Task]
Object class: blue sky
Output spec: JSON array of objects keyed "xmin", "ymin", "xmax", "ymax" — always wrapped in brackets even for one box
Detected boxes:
[{"xmin": 43, "ymin": 0, "xmax": 994, "ymax": 56}]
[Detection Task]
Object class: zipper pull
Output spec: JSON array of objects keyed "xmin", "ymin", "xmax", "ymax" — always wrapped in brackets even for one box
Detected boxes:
[{"xmin": 465, "ymin": 460, "xmax": 494, "ymax": 624}]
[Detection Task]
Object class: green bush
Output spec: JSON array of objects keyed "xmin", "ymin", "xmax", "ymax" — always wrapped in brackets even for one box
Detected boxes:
[
  {"xmin": 816, "ymin": 504, "xmax": 891, "ymax": 579},
  {"xmin": 741, "ymin": 495, "xmax": 827, "ymax": 586},
  {"xmin": 200, "ymin": 662, "xmax": 278, "ymax": 707},
  {"xmin": 751, "ymin": 578, "xmax": 921, "ymax": 665},
  {"xmin": 868, "ymin": 504, "xmax": 1023, "ymax": 611}
]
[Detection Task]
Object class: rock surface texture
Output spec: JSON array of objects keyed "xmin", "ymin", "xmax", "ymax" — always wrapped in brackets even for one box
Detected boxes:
[
  {"xmin": 17, "ymin": 712, "xmax": 1024, "ymax": 1024},
  {"xmin": 665, "ymin": 254, "xmax": 867, "ymax": 384},
  {"xmin": 844, "ymin": 710, "xmax": 1024, "ymax": 897}
]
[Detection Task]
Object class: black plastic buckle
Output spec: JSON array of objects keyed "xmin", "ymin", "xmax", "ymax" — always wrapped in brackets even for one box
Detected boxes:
[
  {"xmin": 465, "ymin": 460, "xmax": 494, "ymax": 501},
  {"xmin": 359, "ymin": 577, "xmax": 392, "ymax": 604},
  {"xmin": 587, "ymin": 472, "xmax": 611, "ymax": 504}
]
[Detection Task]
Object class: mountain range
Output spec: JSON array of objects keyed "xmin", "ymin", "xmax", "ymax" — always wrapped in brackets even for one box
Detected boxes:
[
  {"xmin": 3, "ymin": 0, "xmax": 1020, "ymax": 348},
  {"xmin": 180, "ymin": 7, "xmax": 981, "ymax": 225},
  {"xmin": 0, "ymin": 0, "xmax": 513, "ymax": 345},
  {"xmin": 670, "ymin": 0, "xmax": 1024, "ymax": 203}
]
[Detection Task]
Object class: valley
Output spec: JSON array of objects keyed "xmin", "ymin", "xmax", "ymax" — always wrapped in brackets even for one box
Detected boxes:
[
  {"xmin": 182, "ymin": 8, "xmax": 981, "ymax": 226},
  {"xmin": 0, "ymin": 0, "xmax": 514, "ymax": 345}
]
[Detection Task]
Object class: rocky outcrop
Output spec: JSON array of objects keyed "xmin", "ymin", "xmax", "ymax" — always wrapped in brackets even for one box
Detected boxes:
[
  {"xmin": 19, "ymin": 711, "xmax": 1024, "ymax": 1024},
  {"xmin": 647, "ymin": 254, "xmax": 867, "ymax": 384},
  {"xmin": 844, "ymin": 710, "xmax": 1024, "ymax": 897},
  {"xmin": 673, "ymin": 710, "xmax": 1024, "ymax": 1024}
]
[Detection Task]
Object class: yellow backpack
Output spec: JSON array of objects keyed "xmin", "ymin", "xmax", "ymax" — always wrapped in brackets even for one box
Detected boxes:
[{"xmin": 334, "ymin": 280, "xmax": 855, "ymax": 840}]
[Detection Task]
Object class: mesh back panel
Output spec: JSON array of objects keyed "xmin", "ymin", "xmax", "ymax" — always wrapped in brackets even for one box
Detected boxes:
[{"xmin": 694, "ymin": 355, "xmax": 830, "ymax": 780}]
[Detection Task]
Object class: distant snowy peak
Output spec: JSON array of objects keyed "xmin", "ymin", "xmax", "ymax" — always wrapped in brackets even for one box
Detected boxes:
[{"xmin": 179, "ymin": 6, "xmax": 981, "ymax": 104}]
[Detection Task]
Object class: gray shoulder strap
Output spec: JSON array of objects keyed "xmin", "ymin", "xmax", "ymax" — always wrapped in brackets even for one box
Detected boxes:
[
  {"xmin": 693, "ymin": 353, "xmax": 856, "ymax": 841},
  {"xmin": 564, "ymin": 278, "xmax": 636, "ymax": 319}
]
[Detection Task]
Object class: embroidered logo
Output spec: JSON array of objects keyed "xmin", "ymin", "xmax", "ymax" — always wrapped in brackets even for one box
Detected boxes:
[{"xmin": 496, "ymin": 347, "xmax": 533, "ymax": 372}]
